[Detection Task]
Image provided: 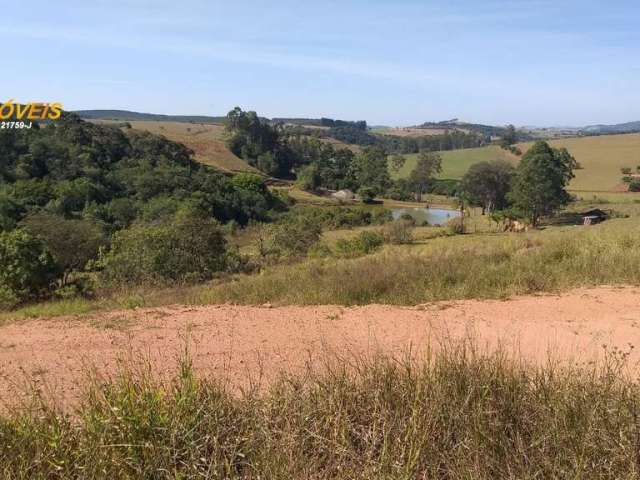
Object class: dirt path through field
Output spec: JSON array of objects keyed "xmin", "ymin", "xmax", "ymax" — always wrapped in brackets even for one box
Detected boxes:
[{"xmin": 1, "ymin": 285, "xmax": 640, "ymax": 408}]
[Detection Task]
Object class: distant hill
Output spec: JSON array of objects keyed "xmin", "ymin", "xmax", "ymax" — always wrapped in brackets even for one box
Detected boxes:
[
  {"xmin": 581, "ymin": 121, "xmax": 640, "ymax": 135},
  {"xmin": 75, "ymin": 110, "xmax": 226, "ymax": 124},
  {"xmin": 271, "ymin": 118, "xmax": 324, "ymax": 126},
  {"xmin": 417, "ymin": 119, "xmax": 509, "ymax": 138}
]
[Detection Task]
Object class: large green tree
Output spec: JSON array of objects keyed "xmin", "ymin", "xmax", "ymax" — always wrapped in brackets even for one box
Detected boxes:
[
  {"xmin": 407, "ymin": 152, "xmax": 442, "ymax": 201},
  {"xmin": 460, "ymin": 160, "xmax": 514, "ymax": 214},
  {"xmin": 509, "ymin": 141, "xmax": 575, "ymax": 226},
  {"xmin": 350, "ymin": 146, "xmax": 392, "ymax": 196},
  {"xmin": 501, "ymin": 124, "xmax": 518, "ymax": 147}
]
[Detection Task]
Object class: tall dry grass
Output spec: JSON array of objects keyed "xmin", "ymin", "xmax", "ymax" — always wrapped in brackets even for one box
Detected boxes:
[
  {"xmin": 1, "ymin": 346, "xmax": 639, "ymax": 478},
  {"xmin": 198, "ymin": 221, "xmax": 640, "ymax": 305}
]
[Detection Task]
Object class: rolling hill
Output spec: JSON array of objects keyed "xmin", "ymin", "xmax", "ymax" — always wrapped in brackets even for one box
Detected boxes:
[
  {"xmin": 581, "ymin": 121, "xmax": 640, "ymax": 135},
  {"xmin": 76, "ymin": 109, "xmax": 226, "ymax": 124},
  {"xmin": 92, "ymin": 120, "xmax": 258, "ymax": 174},
  {"xmin": 395, "ymin": 133, "xmax": 640, "ymax": 194}
]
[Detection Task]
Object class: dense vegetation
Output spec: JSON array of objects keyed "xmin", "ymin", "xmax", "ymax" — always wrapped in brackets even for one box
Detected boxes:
[
  {"xmin": 0, "ymin": 114, "xmax": 284, "ymax": 307},
  {"xmin": 1, "ymin": 347, "xmax": 639, "ymax": 478}
]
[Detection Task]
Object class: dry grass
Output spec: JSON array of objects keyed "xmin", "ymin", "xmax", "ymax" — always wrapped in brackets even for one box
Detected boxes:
[
  {"xmin": 199, "ymin": 217, "xmax": 640, "ymax": 306},
  {"xmin": 1, "ymin": 346, "xmax": 640, "ymax": 478}
]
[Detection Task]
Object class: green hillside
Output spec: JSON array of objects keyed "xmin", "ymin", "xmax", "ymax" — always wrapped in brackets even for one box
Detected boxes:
[
  {"xmin": 395, "ymin": 133, "xmax": 640, "ymax": 194},
  {"xmin": 393, "ymin": 146, "xmax": 517, "ymax": 180}
]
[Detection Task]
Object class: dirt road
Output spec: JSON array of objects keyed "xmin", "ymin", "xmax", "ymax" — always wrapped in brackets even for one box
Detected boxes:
[{"xmin": 1, "ymin": 285, "xmax": 640, "ymax": 407}]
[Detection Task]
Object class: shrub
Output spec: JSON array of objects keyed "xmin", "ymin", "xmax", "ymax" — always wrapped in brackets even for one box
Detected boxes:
[
  {"xmin": 295, "ymin": 165, "xmax": 320, "ymax": 191},
  {"xmin": 231, "ymin": 172, "xmax": 269, "ymax": 194},
  {"xmin": 53, "ymin": 276, "xmax": 95, "ymax": 300},
  {"xmin": 428, "ymin": 179, "xmax": 461, "ymax": 197},
  {"xmin": 358, "ymin": 187, "xmax": 376, "ymax": 204},
  {"xmin": 629, "ymin": 180, "xmax": 640, "ymax": 192},
  {"xmin": 20, "ymin": 213, "xmax": 106, "ymax": 284},
  {"xmin": 398, "ymin": 213, "xmax": 417, "ymax": 225},
  {"xmin": 263, "ymin": 217, "xmax": 322, "ymax": 259},
  {"xmin": 308, "ymin": 242, "xmax": 332, "ymax": 259},
  {"xmin": 387, "ymin": 179, "xmax": 413, "ymax": 201},
  {"xmin": 285, "ymin": 206, "xmax": 390, "ymax": 230},
  {"xmin": 446, "ymin": 217, "xmax": 466, "ymax": 235},
  {"xmin": 622, "ymin": 176, "xmax": 632, "ymax": 184},
  {"xmin": 102, "ymin": 214, "xmax": 227, "ymax": 286},
  {"xmin": 0, "ymin": 229, "xmax": 60, "ymax": 309},
  {"xmin": 371, "ymin": 209, "xmax": 393, "ymax": 225},
  {"xmin": 381, "ymin": 219, "xmax": 414, "ymax": 244},
  {"xmin": 621, "ymin": 167, "xmax": 632, "ymax": 175},
  {"xmin": 334, "ymin": 231, "xmax": 384, "ymax": 258}
]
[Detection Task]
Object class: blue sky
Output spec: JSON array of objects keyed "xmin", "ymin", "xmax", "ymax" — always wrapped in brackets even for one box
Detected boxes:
[{"xmin": 4, "ymin": 0, "xmax": 640, "ymax": 126}]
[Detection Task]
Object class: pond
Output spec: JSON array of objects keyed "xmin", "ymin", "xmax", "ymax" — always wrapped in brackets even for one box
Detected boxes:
[{"xmin": 391, "ymin": 207, "xmax": 461, "ymax": 226}]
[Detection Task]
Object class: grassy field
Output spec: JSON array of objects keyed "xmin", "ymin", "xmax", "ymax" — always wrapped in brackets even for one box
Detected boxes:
[
  {"xmin": 2, "ymin": 347, "xmax": 639, "ymax": 478},
  {"xmin": 395, "ymin": 133, "xmax": 640, "ymax": 194},
  {"xmin": 394, "ymin": 145, "xmax": 517, "ymax": 180}
]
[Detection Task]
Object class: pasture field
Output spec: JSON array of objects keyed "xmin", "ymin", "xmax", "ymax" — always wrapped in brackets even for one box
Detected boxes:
[
  {"xmin": 394, "ymin": 145, "xmax": 517, "ymax": 179},
  {"xmin": 395, "ymin": 133, "xmax": 640, "ymax": 194}
]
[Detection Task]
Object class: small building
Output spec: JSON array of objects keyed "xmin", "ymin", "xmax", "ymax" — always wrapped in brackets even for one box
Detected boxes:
[{"xmin": 582, "ymin": 209, "xmax": 608, "ymax": 226}]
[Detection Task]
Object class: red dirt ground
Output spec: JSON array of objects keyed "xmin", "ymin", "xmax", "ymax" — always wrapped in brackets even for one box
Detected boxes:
[{"xmin": 1, "ymin": 285, "xmax": 640, "ymax": 408}]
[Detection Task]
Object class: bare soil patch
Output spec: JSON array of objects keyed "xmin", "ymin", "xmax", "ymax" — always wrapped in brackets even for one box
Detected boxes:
[{"xmin": 1, "ymin": 286, "xmax": 640, "ymax": 407}]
